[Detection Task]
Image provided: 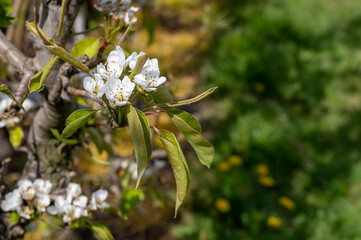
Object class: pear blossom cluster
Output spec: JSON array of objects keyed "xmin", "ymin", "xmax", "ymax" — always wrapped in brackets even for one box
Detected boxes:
[
  {"xmin": 0, "ymin": 179, "xmax": 108, "ymax": 223},
  {"xmin": 84, "ymin": 46, "xmax": 166, "ymax": 107},
  {"xmin": 0, "ymin": 93, "xmax": 34, "ymax": 128},
  {"xmin": 94, "ymin": 0, "xmax": 139, "ymax": 25}
]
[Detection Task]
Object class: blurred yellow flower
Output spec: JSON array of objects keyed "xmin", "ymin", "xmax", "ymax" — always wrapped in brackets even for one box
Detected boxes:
[
  {"xmin": 279, "ymin": 197, "xmax": 295, "ymax": 210},
  {"xmin": 258, "ymin": 175, "xmax": 275, "ymax": 187},
  {"xmin": 228, "ymin": 155, "xmax": 243, "ymax": 166},
  {"xmin": 217, "ymin": 161, "xmax": 231, "ymax": 172},
  {"xmin": 267, "ymin": 216, "xmax": 282, "ymax": 228},
  {"xmin": 256, "ymin": 164, "xmax": 269, "ymax": 175},
  {"xmin": 215, "ymin": 198, "xmax": 231, "ymax": 213}
]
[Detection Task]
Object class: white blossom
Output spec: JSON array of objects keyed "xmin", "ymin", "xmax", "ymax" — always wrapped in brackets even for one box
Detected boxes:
[
  {"xmin": 0, "ymin": 189, "xmax": 22, "ymax": 212},
  {"xmin": 34, "ymin": 195, "xmax": 51, "ymax": 212},
  {"xmin": 16, "ymin": 206, "xmax": 33, "ymax": 220},
  {"xmin": 47, "ymin": 196, "xmax": 67, "ymax": 215},
  {"xmin": 66, "ymin": 183, "xmax": 82, "ymax": 203},
  {"xmin": 128, "ymin": 52, "xmax": 166, "ymax": 91},
  {"xmin": 106, "ymin": 46, "xmax": 127, "ymax": 77},
  {"xmin": 73, "ymin": 195, "xmax": 89, "ymax": 217},
  {"xmin": 104, "ymin": 76, "xmax": 135, "ymax": 106},
  {"xmin": 62, "ymin": 205, "xmax": 82, "ymax": 223},
  {"xmin": 18, "ymin": 180, "xmax": 36, "ymax": 201},
  {"xmin": 33, "ymin": 179, "xmax": 52, "ymax": 196},
  {"xmin": 89, "ymin": 189, "xmax": 108, "ymax": 210},
  {"xmin": 123, "ymin": 6, "xmax": 139, "ymax": 25},
  {"xmin": 84, "ymin": 74, "xmax": 106, "ymax": 98}
]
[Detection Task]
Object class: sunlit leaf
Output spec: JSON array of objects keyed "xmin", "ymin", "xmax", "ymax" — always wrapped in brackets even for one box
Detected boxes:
[
  {"xmin": 168, "ymin": 110, "xmax": 214, "ymax": 168},
  {"xmin": 89, "ymin": 221, "xmax": 114, "ymax": 240},
  {"xmin": 127, "ymin": 106, "xmax": 152, "ymax": 188},
  {"xmin": 72, "ymin": 37, "xmax": 99, "ymax": 58},
  {"xmin": 8, "ymin": 212, "xmax": 20, "ymax": 223},
  {"xmin": 29, "ymin": 56, "xmax": 59, "ymax": 92},
  {"xmin": 158, "ymin": 129, "xmax": 190, "ymax": 217},
  {"xmin": 9, "ymin": 127, "xmax": 23, "ymax": 148},
  {"xmin": 61, "ymin": 109, "xmax": 99, "ymax": 138}
]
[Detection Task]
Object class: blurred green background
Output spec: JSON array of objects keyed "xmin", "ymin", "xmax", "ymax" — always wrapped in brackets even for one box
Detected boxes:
[{"xmin": 6, "ymin": 0, "xmax": 361, "ymax": 239}]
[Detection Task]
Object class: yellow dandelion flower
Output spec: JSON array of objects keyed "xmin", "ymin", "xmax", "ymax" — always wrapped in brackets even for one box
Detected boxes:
[
  {"xmin": 228, "ymin": 155, "xmax": 243, "ymax": 166},
  {"xmin": 258, "ymin": 175, "xmax": 275, "ymax": 187},
  {"xmin": 217, "ymin": 162, "xmax": 231, "ymax": 172},
  {"xmin": 256, "ymin": 164, "xmax": 269, "ymax": 175},
  {"xmin": 279, "ymin": 197, "xmax": 295, "ymax": 210},
  {"xmin": 215, "ymin": 198, "xmax": 231, "ymax": 213},
  {"xmin": 267, "ymin": 216, "xmax": 282, "ymax": 228}
]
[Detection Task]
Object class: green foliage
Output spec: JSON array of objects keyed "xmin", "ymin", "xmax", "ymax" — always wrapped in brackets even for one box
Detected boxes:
[
  {"xmin": 8, "ymin": 212, "xmax": 20, "ymax": 223},
  {"xmin": 126, "ymin": 105, "xmax": 152, "ymax": 188},
  {"xmin": 9, "ymin": 127, "xmax": 23, "ymax": 148},
  {"xmin": 62, "ymin": 109, "xmax": 99, "ymax": 138},
  {"xmin": 176, "ymin": 0, "xmax": 361, "ymax": 239},
  {"xmin": 44, "ymin": 45, "xmax": 89, "ymax": 73},
  {"xmin": 0, "ymin": 0, "xmax": 15, "ymax": 27},
  {"xmin": 89, "ymin": 221, "xmax": 114, "ymax": 240},
  {"xmin": 72, "ymin": 37, "xmax": 99, "ymax": 58},
  {"xmin": 120, "ymin": 188, "xmax": 145, "ymax": 217},
  {"xmin": 158, "ymin": 129, "xmax": 190, "ymax": 217},
  {"xmin": 168, "ymin": 110, "xmax": 214, "ymax": 168},
  {"xmin": 29, "ymin": 56, "xmax": 59, "ymax": 92}
]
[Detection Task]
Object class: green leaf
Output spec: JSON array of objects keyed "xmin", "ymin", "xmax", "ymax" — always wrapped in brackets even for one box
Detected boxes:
[
  {"xmin": 89, "ymin": 221, "xmax": 114, "ymax": 240},
  {"xmin": 127, "ymin": 106, "xmax": 152, "ymax": 188},
  {"xmin": 44, "ymin": 45, "xmax": 89, "ymax": 73},
  {"xmin": 158, "ymin": 129, "xmax": 190, "ymax": 217},
  {"xmin": 8, "ymin": 212, "xmax": 20, "ymax": 223},
  {"xmin": 72, "ymin": 37, "xmax": 100, "ymax": 58},
  {"xmin": 9, "ymin": 127, "xmax": 23, "ymax": 148},
  {"xmin": 149, "ymin": 85, "xmax": 173, "ymax": 103},
  {"xmin": 0, "ymin": 0, "xmax": 15, "ymax": 27},
  {"xmin": 88, "ymin": 127, "xmax": 104, "ymax": 153},
  {"xmin": 25, "ymin": 22, "xmax": 55, "ymax": 45},
  {"xmin": 168, "ymin": 110, "xmax": 214, "ymax": 168},
  {"xmin": 61, "ymin": 109, "xmax": 98, "ymax": 138},
  {"xmin": 0, "ymin": 83, "xmax": 11, "ymax": 96},
  {"xmin": 50, "ymin": 128, "xmax": 78, "ymax": 145},
  {"xmin": 120, "ymin": 188, "xmax": 145, "ymax": 217},
  {"xmin": 29, "ymin": 56, "xmax": 59, "ymax": 92}
]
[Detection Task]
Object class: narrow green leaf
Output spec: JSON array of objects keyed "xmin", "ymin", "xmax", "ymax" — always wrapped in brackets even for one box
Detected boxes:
[
  {"xmin": 120, "ymin": 188, "xmax": 145, "ymax": 217},
  {"xmin": 158, "ymin": 129, "xmax": 190, "ymax": 217},
  {"xmin": 61, "ymin": 109, "xmax": 98, "ymax": 138},
  {"xmin": 72, "ymin": 37, "xmax": 100, "ymax": 58},
  {"xmin": 149, "ymin": 85, "xmax": 173, "ymax": 103},
  {"xmin": 29, "ymin": 56, "xmax": 59, "ymax": 92},
  {"xmin": 168, "ymin": 110, "xmax": 214, "ymax": 168},
  {"xmin": 44, "ymin": 45, "xmax": 89, "ymax": 73},
  {"xmin": 25, "ymin": 22, "xmax": 55, "ymax": 45},
  {"xmin": 50, "ymin": 128, "xmax": 78, "ymax": 145},
  {"xmin": 89, "ymin": 221, "xmax": 114, "ymax": 240},
  {"xmin": 8, "ymin": 212, "xmax": 20, "ymax": 223},
  {"xmin": 9, "ymin": 127, "xmax": 24, "ymax": 148},
  {"xmin": 88, "ymin": 127, "xmax": 104, "ymax": 153},
  {"xmin": 127, "ymin": 106, "xmax": 152, "ymax": 188}
]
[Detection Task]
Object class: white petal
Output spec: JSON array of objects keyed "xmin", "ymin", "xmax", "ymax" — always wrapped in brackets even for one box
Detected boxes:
[
  {"xmin": 153, "ymin": 76, "xmax": 166, "ymax": 87},
  {"xmin": 83, "ymin": 77, "xmax": 96, "ymax": 95},
  {"xmin": 134, "ymin": 74, "xmax": 148, "ymax": 88},
  {"xmin": 97, "ymin": 63, "xmax": 107, "ymax": 77},
  {"xmin": 47, "ymin": 206, "xmax": 59, "ymax": 215},
  {"xmin": 95, "ymin": 189, "xmax": 108, "ymax": 202}
]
